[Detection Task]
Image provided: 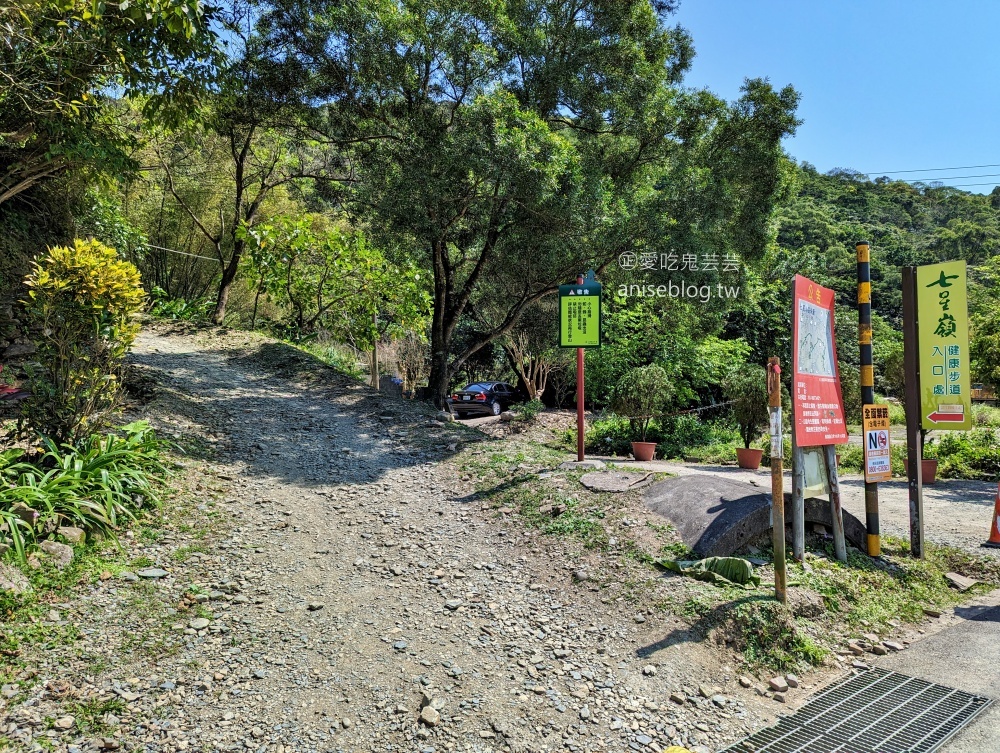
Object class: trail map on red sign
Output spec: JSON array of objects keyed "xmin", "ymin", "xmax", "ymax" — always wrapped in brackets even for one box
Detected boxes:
[{"xmin": 792, "ymin": 275, "xmax": 848, "ymax": 446}]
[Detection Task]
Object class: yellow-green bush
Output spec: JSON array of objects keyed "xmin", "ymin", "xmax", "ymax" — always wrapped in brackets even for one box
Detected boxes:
[{"xmin": 21, "ymin": 239, "xmax": 145, "ymax": 443}]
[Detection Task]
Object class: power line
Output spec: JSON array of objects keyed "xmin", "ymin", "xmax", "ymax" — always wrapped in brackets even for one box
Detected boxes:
[
  {"xmin": 862, "ymin": 163, "xmax": 1000, "ymax": 175},
  {"xmin": 918, "ymin": 181, "xmax": 1000, "ymax": 188},
  {"xmin": 141, "ymin": 243, "xmax": 221, "ymax": 263},
  {"xmin": 900, "ymin": 172, "xmax": 1000, "ymax": 182}
]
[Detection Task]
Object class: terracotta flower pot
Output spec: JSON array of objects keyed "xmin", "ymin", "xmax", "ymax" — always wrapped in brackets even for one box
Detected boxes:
[
  {"xmin": 904, "ymin": 458, "xmax": 938, "ymax": 484},
  {"xmin": 631, "ymin": 441, "xmax": 657, "ymax": 461},
  {"xmin": 736, "ymin": 447, "xmax": 764, "ymax": 470}
]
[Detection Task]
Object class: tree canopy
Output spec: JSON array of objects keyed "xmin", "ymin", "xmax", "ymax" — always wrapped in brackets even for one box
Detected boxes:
[
  {"xmin": 0, "ymin": 0, "xmax": 220, "ymax": 206},
  {"xmin": 250, "ymin": 0, "xmax": 800, "ymax": 405}
]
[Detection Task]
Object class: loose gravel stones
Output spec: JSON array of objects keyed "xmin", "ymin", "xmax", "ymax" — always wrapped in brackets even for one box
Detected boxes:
[{"xmin": 0, "ymin": 328, "xmax": 778, "ymax": 753}]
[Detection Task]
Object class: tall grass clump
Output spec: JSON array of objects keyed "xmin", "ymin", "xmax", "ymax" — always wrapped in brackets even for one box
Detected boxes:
[{"xmin": 0, "ymin": 422, "xmax": 168, "ymax": 562}]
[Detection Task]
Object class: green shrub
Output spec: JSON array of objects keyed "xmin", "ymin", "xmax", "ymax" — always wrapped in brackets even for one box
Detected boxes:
[
  {"xmin": 297, "ymin": 340, "xmax": 365, "ymax": 379},
  {"xmin": 0, "ymin": 422, "xmax": 167, "ymax": 561},
  {"xmin": 933, "ymin": 429, "xmax": 1000, "ymax": 480},
  {"xmin": 584, "ymin": 413, "xmax": 730, "ymax": 458},
  {"xmin": 887, "ymin": 401, "xmax": 907, "ymax": 426},
  {"xmin": 972, "ymin": 403, "xmax": 1000, "ymax": 428},
  {"xmin": 657, "ymin": 414, "xmax": 718, "ymax": 459},
  {"xmin": 21, "ymin": 239, "xmax": 145, "ymax": 444},
  {"xmin": 516, "ymin": 399, "xmax": 545, "ymax": 422},
  {"xmin": 723, "ymin": 365, "xmax": 769, "ymax": 449},
  {"xmin": 148, "ymin": 286, "xmax": 212, "ymax": 322},
  {"xmin": 582, "ymin": 414, "xmax": 634, "ymax": 456},
  {"xmin": 609, "ymin": 365, "xmax": 673, "ymax": 442},
  {"xmin": 838, "ymin": 444, "xmax": 865, "ymax": 473}
]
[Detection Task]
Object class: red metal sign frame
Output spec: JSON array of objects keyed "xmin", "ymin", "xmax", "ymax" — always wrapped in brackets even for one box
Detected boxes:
[{"xmin": 792, "ymin": 274, "xmax": 848, "ymax": 446}]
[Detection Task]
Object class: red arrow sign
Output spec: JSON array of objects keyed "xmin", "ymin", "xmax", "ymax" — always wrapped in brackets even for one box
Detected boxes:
[{"xmin": 927, "ymin": 411, "xmax": 965, "ymax": 423}]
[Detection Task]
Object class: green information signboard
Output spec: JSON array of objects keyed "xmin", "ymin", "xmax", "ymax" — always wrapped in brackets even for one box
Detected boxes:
[
  {"xmin": 558, "ymin": 278, "xmax": 602, "ymax": 348},
  {"xmin": 917, "ymin": 260, "xmax": 971, "ymax": 430}
]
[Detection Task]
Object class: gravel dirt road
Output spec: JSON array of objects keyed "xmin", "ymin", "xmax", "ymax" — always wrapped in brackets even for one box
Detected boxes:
[{"xmin": 1, "ymin": 327, "xmax": 783, "ymax": 753}]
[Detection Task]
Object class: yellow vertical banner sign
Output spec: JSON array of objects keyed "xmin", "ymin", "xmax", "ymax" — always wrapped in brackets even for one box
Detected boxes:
[{"xmin": 916, "ymin": 260, "xmax": 972, "ymax": 430}]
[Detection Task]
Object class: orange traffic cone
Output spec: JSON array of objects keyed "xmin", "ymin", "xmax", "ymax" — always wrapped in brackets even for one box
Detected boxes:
[{"xmin": 985, "ymin": 482, "xmax": 1000, "ymax": 548}]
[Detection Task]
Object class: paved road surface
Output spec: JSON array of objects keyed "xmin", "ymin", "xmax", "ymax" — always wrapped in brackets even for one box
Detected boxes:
[
  {"xmin": 876, "ymin": 590, "xmax": 1000, "ymax": 752},
  {"xmin": 599, "ymin": 458, "xmax": 1000, "ymax": 556}
]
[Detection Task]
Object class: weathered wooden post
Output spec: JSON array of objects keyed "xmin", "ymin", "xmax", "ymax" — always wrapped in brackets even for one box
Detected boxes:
[{"xmin": 902, "ymin": 266, "xmax": 924, "ymax": 558}]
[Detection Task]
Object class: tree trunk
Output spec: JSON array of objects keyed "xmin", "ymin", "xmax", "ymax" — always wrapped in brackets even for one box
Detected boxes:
[
  {"xmin": 428, "ymin": 341, "xmax": 451, "ymax": 409},
  {"xmin": 212, "ymin": 238, "xmax": 245, "ymax": 326},
  {"xmin": 428, "ymin": 241, "xmax": 453, "ymax": 409},
  {"xmin": 251, "ymin": 277, "xmax": 265, "ymax": 329},
  {"xmin": 370, "ymin": 347, "xmax": 380, "ymax": 390},
  {"xmin": 212, "ymin": 263, "xmax": 237, "ymax": 325}
]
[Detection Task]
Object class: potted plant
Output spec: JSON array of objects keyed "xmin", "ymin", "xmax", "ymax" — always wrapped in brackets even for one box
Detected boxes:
[
  {"xmin": 610, "ymin": 365, "xmax": 673, "ymax": 462},
  {"xmin": 723, "ymin": 365, "xmax": 770, "ymax": 470},
  {"xmin": 919, "ymin": 428, "xmax": 939, "ymax": 483},
  {"xmin": 904, "ymin": 430, "xmax": 938, "ymax": 483}
]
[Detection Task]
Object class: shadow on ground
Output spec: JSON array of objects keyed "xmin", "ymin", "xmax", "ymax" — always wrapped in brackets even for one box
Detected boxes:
[{"xmin": 129, "ymin": 338, "xmax": 484, "ymax": 490}]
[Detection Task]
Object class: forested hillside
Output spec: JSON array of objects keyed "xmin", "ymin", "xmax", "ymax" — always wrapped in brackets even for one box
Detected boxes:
[{"xmin": 585, "ymin": 165, "xmax": 1000, "ymax": 414}]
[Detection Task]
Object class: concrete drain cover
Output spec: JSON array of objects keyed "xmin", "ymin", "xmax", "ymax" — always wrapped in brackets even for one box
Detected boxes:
[{"xmin": 722, "ymin": 668, "xmax": 992, "ymax": 753}]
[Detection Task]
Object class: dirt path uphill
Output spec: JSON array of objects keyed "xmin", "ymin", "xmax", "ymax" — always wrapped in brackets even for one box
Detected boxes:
[{"xmin": 1, "ymin": 326, "xmax": 768, "ymax": 753}]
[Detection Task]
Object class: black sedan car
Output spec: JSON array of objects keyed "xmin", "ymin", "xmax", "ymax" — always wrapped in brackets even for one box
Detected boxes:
[{"xmin": 450, "ymin": 382, "xmax": 521, "ymax": 417}]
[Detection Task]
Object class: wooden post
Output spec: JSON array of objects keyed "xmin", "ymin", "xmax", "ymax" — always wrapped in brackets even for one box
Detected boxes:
[
  {"xmin": 576, "ymin": 274, "xmax": 585, "ymax": 462},
  {"xmin": 824, "ymin": 444, "xmax": 848, "ymax": 562},
  {"xmin": 857, "ymin": 241, "xmax": 880, "ymax": 556},
  {"xmin": 370, "ymin": 313, "xmax": 380, "ymax": 390},
  {"xmin": 768, "ymin": 357, "xmax": 786, "ymax": 603},
  {"xmin": 791, "ymin": 429, "xmax": 805, "ymax": 562},
  {"xmin": 902, "ymin": 266, "xmax": 925, "ymax": 558}
]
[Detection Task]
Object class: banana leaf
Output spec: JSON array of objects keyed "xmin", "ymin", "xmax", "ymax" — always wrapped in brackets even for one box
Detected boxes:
[{"xmin": 656, "ymin": 556, "xmax": 760, "ymax": 588}]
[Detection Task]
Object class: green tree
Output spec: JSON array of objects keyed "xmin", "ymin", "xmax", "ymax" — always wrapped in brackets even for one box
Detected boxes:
[
  {"xmin": 0, "ymin": 0, "xmax": 220, "ymax": 206},
  {"xmin": 972, "ymin": 310, "xmax": 1000, "ymax": 390},
  {"xmin": 135, "ymin": 3, "xmax": 347, "ymax": 325},
  {"xmin": 239, "ymin": 215, "xmax": 430, "ymax": 380},
  {"xmin": 255, "ymin": 0, "xmax": 800, "ymax": 407},
  {"xmin": 723, "ymin": 365, "xmax": 769, "ymax": 449},
  {"xmin": 610, "ymin": 365, "xmax": 674, "ymax": 443}
]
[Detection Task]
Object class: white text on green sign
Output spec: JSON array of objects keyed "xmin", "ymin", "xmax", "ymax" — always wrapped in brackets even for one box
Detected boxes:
[{"xmin": 559, "ymin": 283, "xmax": 601, "ymax": 348}]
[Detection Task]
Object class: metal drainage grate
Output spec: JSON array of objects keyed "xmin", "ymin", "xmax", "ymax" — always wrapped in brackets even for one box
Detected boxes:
[{"xmin": 722, "ymin": 668, "xmax": 993, "ymax": 753}]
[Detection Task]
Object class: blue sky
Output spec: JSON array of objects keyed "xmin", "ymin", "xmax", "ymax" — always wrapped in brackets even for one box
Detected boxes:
[{"xmin": 673, "ymin": 0, "xmax": 1000, "ymax": 192}]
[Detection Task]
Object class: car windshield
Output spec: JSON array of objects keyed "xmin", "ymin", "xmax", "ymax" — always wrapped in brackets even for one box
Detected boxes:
[{"xmin": 462, "ymin": 383, "xmax": 492, "ymax": 392}]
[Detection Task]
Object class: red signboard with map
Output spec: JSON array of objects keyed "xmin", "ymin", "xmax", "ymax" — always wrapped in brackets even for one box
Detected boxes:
[{"xmin": 792, "ymin": 275, "xmax": 848, "ymax": 446}]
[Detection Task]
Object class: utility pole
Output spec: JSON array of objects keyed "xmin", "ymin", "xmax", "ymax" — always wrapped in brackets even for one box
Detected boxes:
[
  {"xmin": 856, "ymin": 241, "xmax": 880, "ymax": 556},
  {"xmin": 902, "ymin": 266, "xmax": 925, "ymax": 558}
]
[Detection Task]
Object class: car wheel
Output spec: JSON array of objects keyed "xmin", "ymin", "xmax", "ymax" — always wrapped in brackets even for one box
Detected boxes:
[{"xmin": 491, "ymin": 400, "xmax": 502, "ymax": 416}]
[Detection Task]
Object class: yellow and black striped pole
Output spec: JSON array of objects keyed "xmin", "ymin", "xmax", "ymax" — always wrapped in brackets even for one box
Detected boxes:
[{"xmin": 857, "ymin": 241, "xmax": 880, "ymax": 556}]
